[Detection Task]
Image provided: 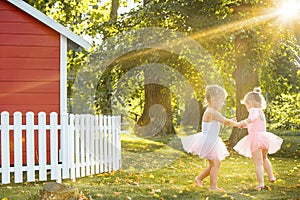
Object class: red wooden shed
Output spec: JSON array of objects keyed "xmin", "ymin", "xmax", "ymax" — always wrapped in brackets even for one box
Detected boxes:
[{"xmin": 0, "ymin": 0, "xmax": 90, "ymax": 164}]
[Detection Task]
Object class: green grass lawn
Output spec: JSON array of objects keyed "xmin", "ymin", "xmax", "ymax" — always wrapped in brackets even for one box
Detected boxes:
[{"xmin": 0, "ymin": 129, "xmax": 299, "ymax": 200}]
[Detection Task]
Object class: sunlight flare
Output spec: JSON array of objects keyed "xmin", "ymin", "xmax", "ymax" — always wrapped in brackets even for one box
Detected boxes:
[
  {"xmin": 192, "ymin": 9, "xmax": 278, "ymax": 40},
  {"xmin": 278, "ymin": 0, "xmax": 300, "ymax": 19}
]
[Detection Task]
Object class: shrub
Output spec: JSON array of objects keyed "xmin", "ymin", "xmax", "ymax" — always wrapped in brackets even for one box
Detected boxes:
[{"xmin": 267, "ymin": 93, "xmax": 300, "ymax": 130}]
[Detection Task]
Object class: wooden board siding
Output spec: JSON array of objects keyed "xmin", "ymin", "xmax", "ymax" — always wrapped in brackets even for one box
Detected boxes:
[{"xmin": 0, "ymin": 0, "xmax": 60, "ymax": 115}]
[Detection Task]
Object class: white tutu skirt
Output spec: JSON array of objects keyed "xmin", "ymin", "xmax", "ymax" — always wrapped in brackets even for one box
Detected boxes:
[
  {"xmin": 233, "ymin": 131, "xmax": 283, "ymax": 158},
  {"xmin": 181, "ymin": 132, "xmax": 229, "ymax": 161}
]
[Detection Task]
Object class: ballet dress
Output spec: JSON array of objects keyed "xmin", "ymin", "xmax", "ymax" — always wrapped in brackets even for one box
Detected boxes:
[
  {"xmin": 181, "ymin": 120, "xmax": 229, "ymax": 161},
  {"xmin": 233, "ymin": 108, "xmax": 283, "ymax": 158}
]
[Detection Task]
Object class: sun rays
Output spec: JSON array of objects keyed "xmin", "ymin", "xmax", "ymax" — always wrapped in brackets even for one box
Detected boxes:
[
  {"xmin": 95, "ymin": 2, "xmax": 300, "ymax": 72},
  {"xmin": 190, "ymin": 4, "xmax": 297, "ymax": 41}
]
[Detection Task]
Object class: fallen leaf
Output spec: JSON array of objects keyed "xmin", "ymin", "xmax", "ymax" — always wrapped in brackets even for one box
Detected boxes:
[
  {"xmin": 149, "ymin": 174, "xmax": 155, "ymax": 179},
  {"xmin": 222, "ymin": 193, "xmax": 228, "ymax": 197},
  {"xmin": 276, "ymin": 179, "xmax": 283, "ymax": 183},
  {"xmin": 114, "ymin": 192, "xmax": 122, "ymax": 196},
  {"xmin": 153, "ymin": 193, "xmax": 160, "ymax": 197},
  {"xmin": 281, "ymin": 191, "xmax": 287, "ymax": 195},
  {"xmin": 240, "ymin": 193, "xmax": 250, "ymax": 196},
  {"xmin": 95, "ymin": 194, "xmax": 103, "ymax": 197}
]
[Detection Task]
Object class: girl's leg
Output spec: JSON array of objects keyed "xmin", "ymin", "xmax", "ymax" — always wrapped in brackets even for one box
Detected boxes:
[
  {"xmin": 252, "ymin": 149, "xmax": 264, "ymax": 190},
  {"xmin": 208, "ymin": 160, "xmax": 221, "ymax": 190},
  {"xmin": 195, "ymin": 162, "xmax": 211, "ymax": 187},
  {"xmin": 262, "ymin": 149, "xmax": 276, "ymax": 181}
]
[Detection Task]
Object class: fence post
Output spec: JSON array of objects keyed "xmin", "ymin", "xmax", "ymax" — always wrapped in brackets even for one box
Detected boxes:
[
  {"xmin": 117, "ymin": 116, "xmax": 122, "ymax": 169},
  {"xmin": 14, "ymin": 112, "xmax": 23, "ymax": 183},
  {"xmin": 112, "ymin": 116, "xmax": 116, "ymax": 171},
  {"xmin": 1, "ymin": 111, "xmax": 10, "ymax": 184},
  {"xmin": 80, "ymin": 114, "xmax": 85, "ymax": 177},
  {"xmin": 50, "ymin": 112, "xmax": 60, "ymax": 183},
  {"xmin": 85, "ymin": 115, "xmax": 91, "ymax": 176},
  {"xmin": 38, "ymin": 112, "xmax": 47, "ymax": 181},
  {"xmin": 108, "ymin": 116, "xmax": 112, "ymax": 171},
  {"xmin": 90, "ymin": 115, "xmax": 95, "ymax": 175},
  {"xmin": 99, "ymin": 115, "xmax": 104, "ymax": 173},
  {"xmin": 69, "ymin": 114, "xmax": 76, "ymax": 181},
  {"xmin": 75, "ymin": 114, "xmax": 80, "ymax": 178},
  {"xmin": 61, "ymin": 112, "xmax": 69, "ymax": 179},
  {"xmin": 95, "ymin": 115, "xmax": 100, "ymax": 174},
  {"xmin": 103, "ymin": 115, "xmax": 108, "ymax": 172},
  {"xmin": 26, "ymin": 112, "xmax": 35, "ymax": 182}
]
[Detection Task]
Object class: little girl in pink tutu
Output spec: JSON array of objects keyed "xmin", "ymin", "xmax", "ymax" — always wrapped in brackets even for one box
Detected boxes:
[
  {"xmin": 181, "ymin": 85, "xmax": 238, "ymax": 191},
  {"xmin": 234, "ymin": 87, "xmax": 283, "ymax": 191}
]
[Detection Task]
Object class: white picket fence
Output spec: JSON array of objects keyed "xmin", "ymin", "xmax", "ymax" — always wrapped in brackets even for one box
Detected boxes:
[{"xmin": 0, "ymin": 111, "xmax": 121, "ymax": 184}]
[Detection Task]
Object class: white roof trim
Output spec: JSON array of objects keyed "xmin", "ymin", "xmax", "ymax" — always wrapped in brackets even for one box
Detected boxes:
[{"xmin": 7, "ymin": 0, "xmax": 90, "ymax": 49}]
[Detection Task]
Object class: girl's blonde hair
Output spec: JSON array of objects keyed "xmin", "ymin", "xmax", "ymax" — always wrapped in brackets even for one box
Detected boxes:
[
  {"xmin": 242, "ymin": 87, "xmax": 266, "ymax": 109},
  {"xmin": 204, "ymin": 85, "xmax": 227, "ymax": 106}
]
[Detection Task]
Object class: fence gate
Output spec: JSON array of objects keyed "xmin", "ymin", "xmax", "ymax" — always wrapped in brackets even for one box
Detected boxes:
[{"xmin": 0, "ymin": 111, "xmax": 122, "ymax": 184}]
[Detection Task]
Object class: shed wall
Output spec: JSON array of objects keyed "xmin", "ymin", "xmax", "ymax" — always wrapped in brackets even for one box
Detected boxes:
[
  {"xmin": 0, "ymin": 0, "xmax": 60, "ymax": 115},
  {"xmin": 0, "ymin": 0, "xmax": 62, "ymax": 165}
]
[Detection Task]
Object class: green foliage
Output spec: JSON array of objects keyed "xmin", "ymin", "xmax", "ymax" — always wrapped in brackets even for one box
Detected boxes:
[
  {"xmin": 260, "ymin": 33, "xmax": 300, "ymax": 100},
  {"xmin": 27, "ymin": 0, "xmax": 106, "ymax": 36},
  {"xmin": 26, "ymin": 0, "xmax": 300, "ymax": 131},
  {"xmin": 267, "ymin": 93, "xmax": 300, "ymax": 130},
  {"xmin": 260, "ymin": 35, "xmax": 300, "ymax": 131}
]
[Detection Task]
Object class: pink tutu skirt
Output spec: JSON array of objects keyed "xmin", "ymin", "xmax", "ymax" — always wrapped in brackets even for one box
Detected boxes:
[
  {"xmin": 181, "ymin": 133, "xmax": 229, "ymax": 161},
  {"xmin": 233, "ymin": 131, "xmax": 283, "ymax": 158}
]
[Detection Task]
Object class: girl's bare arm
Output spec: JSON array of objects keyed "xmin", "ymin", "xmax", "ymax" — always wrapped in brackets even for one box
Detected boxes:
[
  {"xmin": 206, "ymin": 108, "xmax": 238, "ymax": 127},
  {"xmin": 224, "ymin": 118, "xmax": 239, "ymax": 127}
]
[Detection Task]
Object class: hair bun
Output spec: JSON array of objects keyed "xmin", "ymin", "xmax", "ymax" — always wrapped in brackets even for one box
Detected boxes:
[{"xmin": 253, "ymin": 87, "xmax": 261, "ymax": 93}]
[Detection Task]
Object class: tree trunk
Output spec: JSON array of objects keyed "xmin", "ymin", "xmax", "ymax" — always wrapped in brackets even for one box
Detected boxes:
[
  {"xmin": 229, "ymin": 35, "xmax": 259, "ymax": 147},
  {"xmin": 181, "ymin": 98, "xmax": 204, "ymax": 132},
  {"xmin": 110, "ymin": 0, "xmax": 119, "ymax": 22},
  {"xmin": 95, "ymin": 74, "xmax": 113, "ymax": 115},
  {"xmin": 135, "ymin": 82, "xmax": 175, "ymax": 137}
]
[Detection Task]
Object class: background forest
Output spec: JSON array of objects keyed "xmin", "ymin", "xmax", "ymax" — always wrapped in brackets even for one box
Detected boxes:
[{"xmin": 26, "ymin": 0, "xmax": 300, "ymax": 146}]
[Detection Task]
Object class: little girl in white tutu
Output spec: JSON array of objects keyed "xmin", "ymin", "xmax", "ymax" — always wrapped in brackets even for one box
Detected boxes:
[{"xmin": 181, "ymin": 85, "xmax": 238, "ymax": 191}]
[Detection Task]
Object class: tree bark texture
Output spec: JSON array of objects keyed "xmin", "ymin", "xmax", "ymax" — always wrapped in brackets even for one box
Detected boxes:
[
  {"xmin": 229, "ymin": 35, "xmax": 259, "ymax": 147},
  {"xmin": 135, "ymin": 82, "xmax": 175, "ymax": 137},
  {"xmin": 110, "ymin": 0, "xmax": 119, "ymax": 22}
]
